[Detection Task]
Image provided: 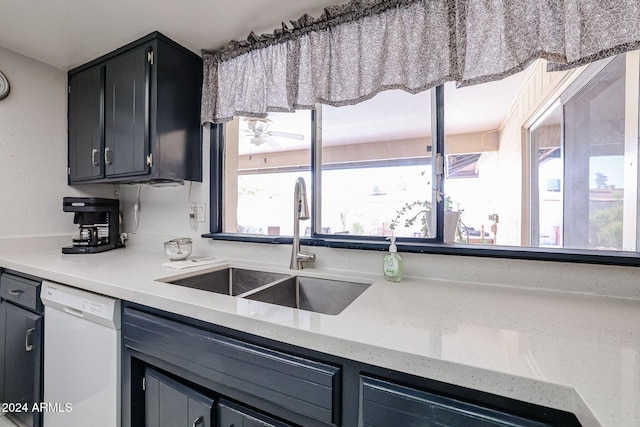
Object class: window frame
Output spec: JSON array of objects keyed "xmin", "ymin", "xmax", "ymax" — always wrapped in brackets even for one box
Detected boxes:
[
  {"xmin": 204, "ymin": 85, "xmax": 640, "ymax": 267},
  {"xmin": 527, "ymin": 99, "xmax": 564, "ymax": 248}
]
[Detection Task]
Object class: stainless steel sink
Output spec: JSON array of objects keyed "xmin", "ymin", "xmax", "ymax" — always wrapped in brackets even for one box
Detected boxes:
[
  {"xmin": 160, "ymin": 267, "xmax": 370, "ymax": 315},
  {"xmin": 162, "ymin": 267, "xmax": 290, "ymax": 296},
  {"xmin": 244, "ymin": 276, "xmax": 371, "ymax": 315}
]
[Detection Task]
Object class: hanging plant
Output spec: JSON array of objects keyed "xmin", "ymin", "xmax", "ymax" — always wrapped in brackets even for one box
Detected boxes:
[
  {"xmin": 389, "ymin": 197, "xmax": 464, "ymax": 239},
  {"xmin": 389, "ymin": 200, "xmax": 432, "ymax": 237}
]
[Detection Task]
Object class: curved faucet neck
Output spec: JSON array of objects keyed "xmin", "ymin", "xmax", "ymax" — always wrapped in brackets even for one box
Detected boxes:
[{"xmin": 290, "ymin": 177, "xmax": 315, "ymax": 270}]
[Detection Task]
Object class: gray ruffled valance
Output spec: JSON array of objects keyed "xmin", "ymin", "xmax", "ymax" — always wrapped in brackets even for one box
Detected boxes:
[{"xmin": 201, "ymin": 0, "xmax": 640, "ymax": 124}]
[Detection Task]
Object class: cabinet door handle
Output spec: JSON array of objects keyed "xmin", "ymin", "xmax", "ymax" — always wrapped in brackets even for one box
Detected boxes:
[
  {"xmin": 8, "ymin": 289, "xmax": 24, "ymax": 296},
  {"xmin": 25, "ymin": 327, "xmax": 35, "ymax": 352},
  {"xmin": 104, "ymin": 147, "xmax": 112, "ymax": 165},
  {"xmin": 192, "ymin": 416, "xmax": 203, "ymax": 427},
  {"xmin": 92, "ymin": 148, "xmax": 99, "ymax": 166}
]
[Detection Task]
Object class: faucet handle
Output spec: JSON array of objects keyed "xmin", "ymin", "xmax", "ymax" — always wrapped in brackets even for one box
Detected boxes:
[
  {"xmin": 299, "ymin": 251, "xmax": 316, "ymax": 263},
  {"xmin": 292, "ymin": 251, "xmax": 315, "ymax": 270}
]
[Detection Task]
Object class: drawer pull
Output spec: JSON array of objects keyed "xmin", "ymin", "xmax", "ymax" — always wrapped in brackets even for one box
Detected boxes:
[
  {"xmin": 92, "ymin": 148, "xmax": 99, "ymax": 166},
  {"xmin": 25, "ymin": 327, "xmax": 35, "ymax": 352},
  {"xmin": 104, "ymin": 147, "xmax": 112, "ymax": 165},
  {"xmin": 192, "ymin": 416, "xmax": 203, "ymax": 427},
  {"xmin": 8, "ymin": 289, "xmax": 24, "ymax": 296}
]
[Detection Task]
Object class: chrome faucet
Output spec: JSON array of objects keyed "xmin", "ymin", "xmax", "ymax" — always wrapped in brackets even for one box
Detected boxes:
[{"xmin": 290, "ymin": 177, "xmax": 315, "ymax": 270}]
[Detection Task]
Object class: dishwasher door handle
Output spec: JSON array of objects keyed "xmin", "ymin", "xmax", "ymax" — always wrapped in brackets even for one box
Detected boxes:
[
  {"xmin": 63, "ymin": 306, "xmax": 85, "ymax": 318},
  {"xmin": 25, "ymin": 327, "xmax": 35, "ymax": 352}
]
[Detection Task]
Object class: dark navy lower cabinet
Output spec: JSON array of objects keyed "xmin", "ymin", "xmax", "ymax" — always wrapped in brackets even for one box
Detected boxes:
[
  {"xmin": 122, "ymin": 304, "xmax": 340, "ymax": 427},
  {"xmin": 121, "ymin": 302, "xmax": 582, "ymax": 427},
  {"xmin": 360, "ymin": 376, "xmax": 551, "ymax": 427},
  {"xmin": 0, "ymin": 271, "xmax": 44, "ymax": 427}
]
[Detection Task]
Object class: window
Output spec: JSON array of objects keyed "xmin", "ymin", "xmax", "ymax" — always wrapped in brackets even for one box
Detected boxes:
[
  {"xmin": 219, "ymin": 90, "xmax": 437, "ymax": 243},
  {"xmin": 220, "ymin": 110, "xmax": 312, "ymax": 236},
  {"xmin": 209, "ymin": 51, "xmax": 640, "ymax": 264},
  {"xmin": 529, "ymin": 54, "xmax": 638, "ymax": 252},
  {"xmin": 442, "ymin": 71, "xmax": 530, "ymax": 246},
  {"xmin": 318, "ymin": 90, "xmax": 433, "ymax": 239}
]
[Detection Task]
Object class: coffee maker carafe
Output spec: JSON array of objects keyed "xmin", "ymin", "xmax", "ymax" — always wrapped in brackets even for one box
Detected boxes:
[{"xmin": 62, "ymin": 197, "xmax": 124, "ymax": 254}]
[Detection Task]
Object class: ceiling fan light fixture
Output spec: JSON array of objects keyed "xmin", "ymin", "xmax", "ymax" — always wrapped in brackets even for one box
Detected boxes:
[
  {"xmin": 246, "ymin": 118, "xmax": 271, "ymax": 134},
  {"xmin": 250, "ymin": 136, "xmax": 267, "ymax": 146},
  {"xmin": 242, "ymin": 116, "xmax": 303, "ymax": 148}
]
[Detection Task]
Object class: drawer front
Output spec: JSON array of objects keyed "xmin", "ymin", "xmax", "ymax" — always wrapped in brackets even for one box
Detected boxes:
[
  {"xmin": 360, "ymin": 377, "xmax": 551, "ymax": 427},
  {"xmin": 124, "ymin": 307, "xmax": 340, "ymax": 426},
  {"xmin": 0, "ymin": 273, "xmax": 41, "ymax": 312}
]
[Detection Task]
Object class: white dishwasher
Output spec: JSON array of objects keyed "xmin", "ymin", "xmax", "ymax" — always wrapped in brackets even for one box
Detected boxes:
[{"xmin": 40, "ymin": 281, "xmax": 120, "ymax": 427}]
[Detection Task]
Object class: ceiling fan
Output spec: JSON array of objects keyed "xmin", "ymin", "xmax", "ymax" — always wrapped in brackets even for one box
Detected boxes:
[{"xmin": 242, "ymin": 118, "xmax": 304, "ymax": 149}]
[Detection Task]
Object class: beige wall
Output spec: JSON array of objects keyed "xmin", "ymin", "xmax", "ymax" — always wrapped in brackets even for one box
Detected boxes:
[
  {"xmin": 235, "ymin": 131, "xmax": 499, "ymax": 171},
  {"xmin": 0, "ymin": 46, "xmax": 114, "ymax": 238}
]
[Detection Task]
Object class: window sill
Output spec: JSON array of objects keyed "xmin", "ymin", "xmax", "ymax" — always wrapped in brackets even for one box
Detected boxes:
[{"xmin": 201, "ymin": 233, "xmax": 640, "ymax": 267}]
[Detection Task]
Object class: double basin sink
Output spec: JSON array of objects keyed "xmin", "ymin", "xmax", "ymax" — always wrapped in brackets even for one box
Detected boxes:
[{"xmin": 158, "ymin": 267, "xmax": 371, "ymax": 315}]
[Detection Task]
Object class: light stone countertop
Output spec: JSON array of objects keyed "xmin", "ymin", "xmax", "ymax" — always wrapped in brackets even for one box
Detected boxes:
[{"xmin": 0, "ymin": 238, "xmax": 638, "ymax": 427}]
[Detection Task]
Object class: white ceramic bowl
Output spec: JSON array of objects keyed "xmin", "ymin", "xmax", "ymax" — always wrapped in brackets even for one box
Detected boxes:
[{"xmin": 164, "ymin": 238, "xmax": 192, "ymax": 261}]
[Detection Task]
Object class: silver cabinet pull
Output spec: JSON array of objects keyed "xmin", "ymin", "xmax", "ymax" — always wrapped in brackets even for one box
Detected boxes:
[
  {"xmin": 192, "ymin": 416, "xmax": 203, "ymax": 427},
  {"xmin": 8, "ymin": 289, "xmax": 24, "ymax": 296},
  {"xmin": 104, "ymin": 147, "xmax": 112, "ymax": 165},
  {"xmin": 92, "ymin": 148, "xmax": 99, "ymax": 166},
  {"xmin": 25, "ymin": 328, "xmax": 35, "ymax": 352}
]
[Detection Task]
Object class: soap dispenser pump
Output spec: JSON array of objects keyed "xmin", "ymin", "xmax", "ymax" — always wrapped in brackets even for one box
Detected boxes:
[{"xmin": 383, "ymin": 236, "xmax": 403, "ymax": 282}]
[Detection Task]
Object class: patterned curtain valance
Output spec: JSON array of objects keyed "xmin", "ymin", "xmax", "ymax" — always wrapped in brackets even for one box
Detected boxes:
[{"xmin": 201, "ymin": 0, "xmax": 640, "ymax": 124}]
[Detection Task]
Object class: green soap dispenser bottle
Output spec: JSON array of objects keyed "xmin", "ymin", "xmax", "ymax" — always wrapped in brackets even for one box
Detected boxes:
[{"xmin": 383, "ymin": 236, "xmax": 403, "ymax": 282}]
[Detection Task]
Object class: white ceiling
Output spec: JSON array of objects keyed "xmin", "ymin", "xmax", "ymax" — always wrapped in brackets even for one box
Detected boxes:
[
  {"xmin": 1, "ymin": 0, "xmax": 527, "ymax": 145},
  {"xmin": 0, "ymin": 0, "xmax": 345, "ymax": 70},
  {"xmin": 237, "ymin": 72, "xmax": 527, "ymax": 155}
]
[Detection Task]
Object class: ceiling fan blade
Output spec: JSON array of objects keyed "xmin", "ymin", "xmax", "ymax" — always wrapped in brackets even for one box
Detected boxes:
[
  {"xmin": 266, "ymin": 137, "xmax": 282, "ymax": 149},
  {"xmin": 268, "ymin": 130, "xmax": 304, "ymax": 140}
]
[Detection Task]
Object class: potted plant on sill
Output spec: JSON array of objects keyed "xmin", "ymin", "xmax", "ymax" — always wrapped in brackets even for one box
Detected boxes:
[{"xmin": 389, "ymin": 197, "xmax": 464, "ymax": 243}]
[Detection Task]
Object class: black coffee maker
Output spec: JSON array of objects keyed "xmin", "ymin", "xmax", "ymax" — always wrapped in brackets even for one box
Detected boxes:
[{"xmin": 62, "ymin": 197, "xmax": 124, "ymax": 254}]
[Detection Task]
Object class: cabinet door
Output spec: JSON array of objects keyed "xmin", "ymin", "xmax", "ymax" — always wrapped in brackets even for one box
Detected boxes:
[
  {"xmin": 218, "ymin": 400, "xmax": 293, "ymax": 427},
  {"xmin": 104, "ymin": 45, "xmax": 150, "ymax": 178},
  {"xmin": 68, "ymin": 65, "xmax": 103, "ymax": 182},
  {"xmin": 145, "ymin": 368, "xmax": 214, "ymax": 427},
  {"xmin": 0, "ymin": 301, "xmax": 43, "ymax": 427}
]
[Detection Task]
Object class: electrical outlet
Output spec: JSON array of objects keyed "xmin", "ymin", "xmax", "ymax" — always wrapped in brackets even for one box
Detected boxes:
[{"xmin": 191, "ymin": 203, "xmax": 206, "ymax": 222}]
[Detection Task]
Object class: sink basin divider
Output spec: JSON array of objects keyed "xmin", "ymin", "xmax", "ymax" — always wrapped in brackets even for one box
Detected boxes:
[{"xmin": 236, "ymin": 275, "xmax": 296, "ymax": 300}]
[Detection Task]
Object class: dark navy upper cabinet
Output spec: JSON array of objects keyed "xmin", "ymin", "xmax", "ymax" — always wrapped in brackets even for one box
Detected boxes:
[
  {"xmin": 68, "ymin": 65, "xmax": 104, "ymax": 182},
  {"xmin": 67, "ymin": 32, "xmax": 203, "ymax": 184},
  {"xmin": 104, "ymin": 44, "xmax": 149, "ymax": 179}
]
